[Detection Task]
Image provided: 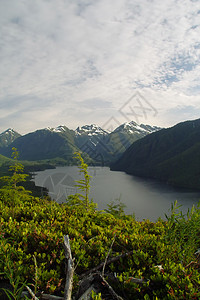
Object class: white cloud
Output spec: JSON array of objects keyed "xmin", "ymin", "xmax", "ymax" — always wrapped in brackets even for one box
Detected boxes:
[{"xmin": 0, "ymin": 0, "xmax": 200, "ymax": 134}]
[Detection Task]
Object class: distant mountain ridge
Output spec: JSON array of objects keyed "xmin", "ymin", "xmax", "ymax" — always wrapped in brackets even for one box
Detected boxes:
[
  {"xmin": 0, "ymin": 127, "xmax": 78, "ymax": 162},
  {"xmin": 111, "ymin": 118, "xmax": 200, "ymax": 190},
  {"xmin": 75, "ymin": 124, "xmax": 109, "ymax": 136},
  {"xmin": 0, "ymin": 128, "xmax": 21, "ymax": 148},
  {"xmin": 0, "ymin": 122, "xmax": 161, "ymax": 164},
  {"xmin": 113, "ymin": 121, "xmax": 161, "ymax": 134}
]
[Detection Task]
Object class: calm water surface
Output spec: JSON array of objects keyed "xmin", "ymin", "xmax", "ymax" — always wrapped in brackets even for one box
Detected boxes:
[{"xmin": 33, "ymin": 166, "xmax": 200, "ymax": 221}]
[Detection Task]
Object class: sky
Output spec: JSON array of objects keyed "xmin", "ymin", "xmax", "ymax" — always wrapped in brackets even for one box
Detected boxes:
[{"xmin": 1, "ymin": 0, "xmax": 200, "ymax": 134}]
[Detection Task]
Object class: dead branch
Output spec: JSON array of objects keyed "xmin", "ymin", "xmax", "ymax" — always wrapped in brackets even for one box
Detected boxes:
[
  {"xmin": 102, "ymin": 235, "xmax": 116, "ymax": 278},
  {"xmin": 76, "ymin": 272, "xmax": 124, "ymax": 300},
  {"xmin": 185, "ymin": 261, "xmax": 200, "ymax": 269},
  {"xmin": 63, "ymin": 235, "xmax": 74, "ymax": 300},
  {"xmin": 99, "ymin": 273, "xmax": 124, "ymax": 300},
  {"xmin": 128, "ymin": 277, "xmax": 150, "ymax": 284},
  {"xmin": 41, "ymin": 294, "xmax": 64, "ymax": 300},
  {"xmin": 80, "ymin": 250, "xmax": 133, "ymax": 279},
  {"xmin": 26, "ymin": 285, "xmax": 39, "ymax": 300}
]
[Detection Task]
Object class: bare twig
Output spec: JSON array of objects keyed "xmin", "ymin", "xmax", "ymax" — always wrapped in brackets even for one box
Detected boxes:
[
  {"xmin": 102, "ymin": 235, "xmax": 116, "ymax": 278},
  {"xmin": 26, "ymin": 285, "xmax": 39, "ymax": 300},
  {"xmin": 185, "ymin": 261, "xmax": 200, "ymax": 269},
  {"xmin": 80, "ymin": 250, "xmax": 133, "ymax": 279},
  {"xmin": 128, "ymin": 277, "xmax": 150, "ymax": 284},
  {"xmin": 102, "ymin": 277, "xmax": 124, "ymax": 300},
  {"xmin": 97, "ymin": 273, "xmax": 124, "ymax": 300},
  {"xmin": 76, "ymin": 272, "xmax": 124, "ymax": 300},
  {"xmin": 41, "ymin": 294, "xmax": 64, "ymax": 300}
]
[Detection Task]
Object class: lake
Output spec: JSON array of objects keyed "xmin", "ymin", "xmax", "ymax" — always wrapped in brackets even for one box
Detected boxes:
[{"xmin": 32, "ymin": 166, "xmax": 200, "ymax": 221}]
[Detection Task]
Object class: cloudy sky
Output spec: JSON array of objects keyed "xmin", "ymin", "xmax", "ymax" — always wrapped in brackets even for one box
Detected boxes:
[{"xmin": 1, "ymin": 0, "xmax": 200, "ymax": 134}]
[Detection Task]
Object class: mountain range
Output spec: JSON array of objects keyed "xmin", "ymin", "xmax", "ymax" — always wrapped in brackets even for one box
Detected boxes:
[
  {"xmin": 0, "ymin": 122, "xmax": 161, "ymax": 164},
  {"xmin": 111, "ymin": 118, "xmax": 200, "ymax": 190},
  {"xmin": 1, "ymin": 118, "xmax": 200, "ymax": 190}
]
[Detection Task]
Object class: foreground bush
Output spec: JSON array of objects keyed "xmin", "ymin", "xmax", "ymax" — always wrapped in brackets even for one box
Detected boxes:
[
  {"xmin": 0, "ymin": 196, "xmax": 200, "ymax": 299},
  {"xmin": 0, "ymin": 150, "xmax": 200, "ymax": 299}
]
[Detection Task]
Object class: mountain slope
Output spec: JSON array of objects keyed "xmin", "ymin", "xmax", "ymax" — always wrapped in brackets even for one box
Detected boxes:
[
  {"xmin": 75, "ymin": 122, "xmax": 161, "ymax": 164},
  {"xmin": 105, "ymin": 122, "xmax": 162, "ymax": 160},
  {"xmin": 0, "ymin": 154, "xmax": 12, "ymax": 165},
  {"xmin": 111, "ymin": 118, "xmax": 200, "ymax": 189},
  {"xmin": 0, "ymin": 127, "xmax": 79, "ymax": 161},
  {"xmin": 0, "ymin": 128, "xmax": 21, "ymax": 148}
]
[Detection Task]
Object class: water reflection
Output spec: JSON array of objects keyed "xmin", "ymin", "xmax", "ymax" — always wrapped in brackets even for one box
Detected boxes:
[{"xmin": 33, "ymin": 166, "xmax": 200, "ymax": 221}]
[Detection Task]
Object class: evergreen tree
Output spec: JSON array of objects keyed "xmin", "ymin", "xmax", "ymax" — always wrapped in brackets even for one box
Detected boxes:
[
  {"xmin": 74, "ymin": 152, "xmax": 91, "ymax": 209},
  {"xmin": 66, "ymin": 152, "xmax": 96, "ymax": 211},
  {"xmin": 0, "ymin": 147, "xmax": 31, "ymax": 208}
]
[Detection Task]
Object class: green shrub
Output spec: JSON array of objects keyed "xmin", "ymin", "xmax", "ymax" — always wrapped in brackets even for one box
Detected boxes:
[{"xmin": 0, "ymin": 151, "xmax": 200, "ymax": 298}]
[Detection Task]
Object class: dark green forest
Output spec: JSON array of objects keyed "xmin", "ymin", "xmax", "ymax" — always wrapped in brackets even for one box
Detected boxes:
[{"xmin": 111, "ymin": 119, "xmax": 200, "ymax": 190}]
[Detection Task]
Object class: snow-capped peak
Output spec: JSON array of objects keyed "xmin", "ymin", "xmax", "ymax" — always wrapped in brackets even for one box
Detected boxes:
[
  {"xmin": 114, "ymin": 121, "xmax": 161, "ymax": 134},
  {"xmin": 46, "ymin": 125, "xmax": 67, "ymax": 133},
  {"xmin": 52, "ymin": 125, "xmax": 66, "ymax": 133},
  {"xmin": 75, "ymin": 124, "xmax": 109, "ymax": 136},
  {"xmin": 0, "ymin": 128, "xmax": 21, "ymax": 146},
  {"xmin": 0, "ymin": 128, "xmax": 21, "ymax": 138},
  {"xmin": 140, "ymin": 124, "xmax": 162, "ymax": 132},
  {"xmin": 1, "ymin": 128, "xmax": 16, "ymax": 135}
]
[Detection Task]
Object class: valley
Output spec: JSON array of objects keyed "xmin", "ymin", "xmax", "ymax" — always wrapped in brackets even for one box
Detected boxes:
[{"xmin": 1, "ymin": 118, "xmax": 200, "ymax": 191}]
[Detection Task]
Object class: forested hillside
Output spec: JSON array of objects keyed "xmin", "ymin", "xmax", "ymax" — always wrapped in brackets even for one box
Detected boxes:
[
  {"xmin": 111, "ymin": 118, "xmax": 200, "ymax": 189},
  {"xmin": 0, "ymin": 128, "xmax": 79, "ymax": 162}
]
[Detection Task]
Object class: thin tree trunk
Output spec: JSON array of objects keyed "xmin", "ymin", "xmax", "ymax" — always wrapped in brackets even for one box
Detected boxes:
[{"xmin": 63, "ymin": 235, "xmax": 74, "ymax": 300}]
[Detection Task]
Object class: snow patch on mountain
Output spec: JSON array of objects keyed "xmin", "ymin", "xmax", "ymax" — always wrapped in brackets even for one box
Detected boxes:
[
  {"xmin": 46, "ymin": 125, "xmax": 67, "ymax": 133},
  {"xmin": 75, "ymin": 124, "xmax": 109, "ymax": 136},
  {"xmin": 0, "ymin": 128, "xmax": 21, "ymax": 146},
  {"xmin": 1, "ymin": 128, "xmax": 16, "ymax": 135},
  {"xmin": 114, "ymin": 121, "xmax": 161, "ymax": 134},
  {"xmin": 140, "ymin": 124, "xmax": 162, "ymax": 132}
]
